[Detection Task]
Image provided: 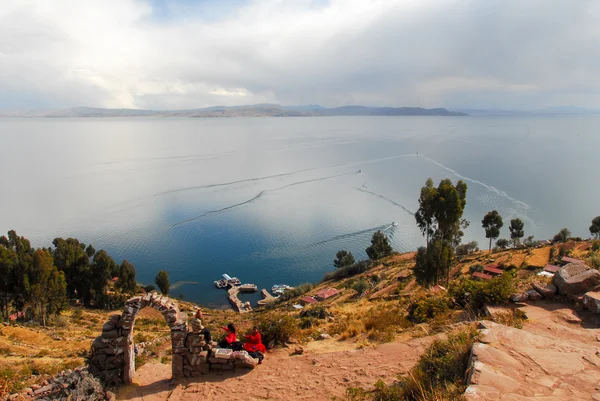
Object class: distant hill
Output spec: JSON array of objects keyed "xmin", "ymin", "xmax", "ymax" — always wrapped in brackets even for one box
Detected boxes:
[{"xmin": 0, "ymin": 104, "xmax": 468, "ymax": 118}]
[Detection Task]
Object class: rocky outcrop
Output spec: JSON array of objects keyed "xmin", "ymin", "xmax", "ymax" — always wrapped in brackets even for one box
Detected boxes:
[
  {"xmin": 583, "ymin": 291, "xmax": 600, "ymax": 313},
  {"xmin": 552, "ymin": 263, "xmax": 600, "ymax": 299},
  {"xmin": 532, "ymin": 282, "xmax": 557, "ymax": 299},
  {"xmin": 465, "ymin": 320, "xmax": 600, "ymax": 400},
  {"xmin": 7, "ymin": 367, "xmax": 110, "ymax": 401}
]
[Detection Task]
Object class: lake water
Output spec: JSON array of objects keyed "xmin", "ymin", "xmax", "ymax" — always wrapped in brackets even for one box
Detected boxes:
[{"xmin": 1, "ymin": 116, "xmax": 598, "ymax": 307}]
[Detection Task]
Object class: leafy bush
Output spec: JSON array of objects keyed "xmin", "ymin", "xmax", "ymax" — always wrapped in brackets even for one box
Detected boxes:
[
  {"xmin": 449, "ymin": 273, "xmax": 515, "ymax": 312},
  {"xmin": 407, "ymin": 295, "xmax": 452, "ymax": 324},
  {"xmin": 587, "ymin": 252, "xmax": 600, "ymax": 270},
  {"xmin": 553, "ymin": 228, "xmax": 571, "ymax": 243},
  {"xmin": 456, "ymin": 240, "xmax": 479, "ymax": 256},
  {"xmin": 255, "ymin": 312, "xmax": 299, "ymax": 346},
  {"xmin": 322, "ymin": 260, "xmax": 372, "ymax": 281},
  {"xmin": 352, "ymin": 279, "xmax": 369, "ymax": 296},
  {"xmin": 496, "ymin": 239, "xmax": 509, "ymax": 249},
  {"xmin": 592, "ymin": 240, "xmax": 600, "ymax": 252},
  {"xmin": 468, "ymin": 263, "xmax": 484, "ymax": 274},
  {"xmin": 299, "ymin": 306, "xmax": 328, "ymax": 319}
]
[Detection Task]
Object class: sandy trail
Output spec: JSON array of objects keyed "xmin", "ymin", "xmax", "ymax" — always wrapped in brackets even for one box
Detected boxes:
[{"xmin": 116, "ymin": 336, "xmax": 435, "ymax": 401}]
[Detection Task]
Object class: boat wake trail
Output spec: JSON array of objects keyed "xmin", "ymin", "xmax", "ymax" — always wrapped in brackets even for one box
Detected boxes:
[
  {"xmin": 355, "ymin": 188, "xmax": 414, "ymax": 216},
  {"xmin": 158, "ymin": 153, "xmax": 416, "ymax": 197},
  {"xmin": 171, "ymin": 171, "xmax": 360, "ymax": 227},
  {"xmin": 308, "ymin": 223, "xmax": 394, "ymax": 247},
  {"xmin": 418, "ymin": 154, "xmax": 530, "ymax": 210},
  {"xmin": 157, "ymin": 167, "xmax": 316, "ymax": 196}
]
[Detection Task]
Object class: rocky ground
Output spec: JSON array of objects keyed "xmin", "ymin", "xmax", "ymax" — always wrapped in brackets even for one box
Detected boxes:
[
  {"xmin": 466, "ymin": 302, "xmax": 600, "ymax": 400},
  {"xmin": 116, "ymin": 335, "xmax": 436, "ymax": 401}
]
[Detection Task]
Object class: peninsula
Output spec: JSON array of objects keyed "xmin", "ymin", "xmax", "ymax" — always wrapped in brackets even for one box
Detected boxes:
[{"xmin": 0, "ymin": 104, "xmax": 467, "ymax": 118}]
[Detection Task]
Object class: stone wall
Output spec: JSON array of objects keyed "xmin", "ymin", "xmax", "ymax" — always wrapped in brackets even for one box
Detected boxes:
[{"xmin": 90, "ymin": 292, "xmax": 257, "ymax": 385}]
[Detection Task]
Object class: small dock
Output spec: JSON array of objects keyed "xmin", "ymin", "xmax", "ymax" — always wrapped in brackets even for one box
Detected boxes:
[
  {"xmin": 257, "ymin": 289, "xmax": 278, "ymax": 306},
  {"xmin": 238, "ymin": 284, "xmax": 258, "ymax": 293},
  {"xmin": 226, "ymin": 284, "xmax": 257, "ymax": 313}
]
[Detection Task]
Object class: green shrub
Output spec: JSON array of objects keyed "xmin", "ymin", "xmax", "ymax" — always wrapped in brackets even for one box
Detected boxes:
[
  {"xmin": 592, "ymin": 240, "xmax": 600, "ymax": 252},
  {"xmin": 255, "ymin": 312, "xmax": 299, "ymax": 346},
  {"xmin": 322, "ymin": 260, "xmax": 372, "ymax": 281},
  {"xmin": 299, "ymin": 306, "xmax": 328, "ymax": 319},
  {"xmin": 352, "ymin": 279, "xmax": 369, "ymax": 296},
  {"xmin": 587, "ymin": 252, "xmax": 600, "ymax": 270},
  {"xmin": 407, "ymin": 295, "xmax": 452, "ymax": 324},
  {"xmin": 468, "ymin": 263, "xmax": 484, "ymax": 274},
  {"xmin": 449, "ymin": 273, "xmax": 515, "ymax": 312}
]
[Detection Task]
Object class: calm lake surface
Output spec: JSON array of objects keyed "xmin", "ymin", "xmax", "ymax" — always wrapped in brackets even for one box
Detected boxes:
[{"xmin": 1, "ymin": 116, "xmax": 598, "ymax": 307}]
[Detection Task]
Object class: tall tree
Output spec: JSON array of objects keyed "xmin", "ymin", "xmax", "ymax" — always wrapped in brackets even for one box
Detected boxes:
[
  {"xmin": 0, "ymin": 246, "xmax": 17, "ymax": 320},
  {"xmin": 415, "ymin": 178, "xmax": 437, "ymax": 245},
  {"xmin": 30, "ymin": 249, "xmax": 66, "ymax": 326},
  {"xmin": 155, "ymin": 270, "xmax": 170, "ymax": 295},
  {"xmin": 413, "ymin": 179, "xmax": 468, "ymax": 285},
  {"xmin": 90, "ymin": 250, "xmax": 116, "ymax": 307},
  {"xmin": 509, "ymin": 218, "xmax": 525, "ymax": 248},
  {"xmin": 365, "ymin": 231, "xmax": 393, "ymax": 260},
  {"xmin": 482, "ymin": 210, "xmax": 503, "ymax": 253},
  {"xmin": 590, "ymin": 216, "xmax": 600, "ymax": 239},
  {"xmin": 52, "ymin": 238, "xmax": 90, "ymax": 300},
  {"xmin": 2, "ymin": 231, "xmax": 35, "ymax": 313},
  {"xmin": 333, "ymin": 250, "xmax": 355, "ymax": 269},
  {"xmin": 116, "ymin": 260, "xmax": 137, "ymax": 294},
  {"xmin": 553, "ymin": 228, "xmax": 571, "ymax": 243}
]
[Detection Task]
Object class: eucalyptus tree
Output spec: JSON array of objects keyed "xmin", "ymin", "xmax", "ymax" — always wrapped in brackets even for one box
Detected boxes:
[{"xmin": 482, "ymin": 210, "xmax": 503, "ymax": 253}]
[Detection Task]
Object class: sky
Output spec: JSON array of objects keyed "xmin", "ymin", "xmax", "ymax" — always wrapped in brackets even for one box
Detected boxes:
[{"xmin": 0, "ymin": 0, "xmax": 599, "ymax": 110}]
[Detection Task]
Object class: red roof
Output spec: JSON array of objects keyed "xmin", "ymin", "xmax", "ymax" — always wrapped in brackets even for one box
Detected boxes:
[
  {"xmin": 9, "ymin": 311, "xmax": 24, "ymax": 321},
  {"xmin": 483, "ymin": 266, "xmax": 503, "ymax": 275},
  {"xmin": 472, "ymin": 272, "xmax": 493, "ymax": 281},
  {"xmin": 315, "ymin": 288, "xmax": 339, "ymax": 300},
  {"xmin": 544, "ymin": 264, "xmax": 560, "ymax": 273},
  {"xmin": 485, "ymin": 264, "xmax": 502, "ymax": 270},
  {"xmin": 300, "ymin": 296, "xmax": 318, "ymax": 304},
  {"xmin": 561, "ymin": 256, "xmax": 584, "ymax": 264}
]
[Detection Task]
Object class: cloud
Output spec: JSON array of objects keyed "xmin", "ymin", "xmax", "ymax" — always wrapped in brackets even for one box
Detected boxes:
[{"xmin": 0, "ymin": 0, "xmax": 599, "ymax": 109}]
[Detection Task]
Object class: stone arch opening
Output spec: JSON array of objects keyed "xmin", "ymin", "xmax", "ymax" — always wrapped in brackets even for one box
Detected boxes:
[{"xmin": 90, "ymin": 292, "xmax": 188, "ymax": 384}]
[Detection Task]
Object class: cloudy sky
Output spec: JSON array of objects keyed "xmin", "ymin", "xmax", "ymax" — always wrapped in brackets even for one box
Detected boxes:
[{"xmin": 0, "ymin": 0, "xmax": 599, "ymax": 110}]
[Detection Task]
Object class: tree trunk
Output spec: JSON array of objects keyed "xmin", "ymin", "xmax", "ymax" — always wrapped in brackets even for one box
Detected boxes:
[{"xmin": 489, "ymin": 237, "xmax": 492, "ymax": 253}]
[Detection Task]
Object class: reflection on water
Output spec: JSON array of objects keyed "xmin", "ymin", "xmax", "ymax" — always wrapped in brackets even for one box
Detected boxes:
[{"xmin": 1, "ymin": 116, "xmax": 599, "ymax": 306}]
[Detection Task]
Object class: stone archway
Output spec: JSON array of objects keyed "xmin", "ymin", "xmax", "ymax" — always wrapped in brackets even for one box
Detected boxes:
[{"xmin": 90, "ymin": 292, "xmax": 188, "ymax": 384}]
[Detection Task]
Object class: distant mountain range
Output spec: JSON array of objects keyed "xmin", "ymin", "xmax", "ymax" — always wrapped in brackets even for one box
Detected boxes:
[
  {"xmin": 0, "ymin": 104, "xmax": 467, "ymax": 118},
  {"xmin": 456, "ymin": 106, "xmax": 600, "ymax": 116}
]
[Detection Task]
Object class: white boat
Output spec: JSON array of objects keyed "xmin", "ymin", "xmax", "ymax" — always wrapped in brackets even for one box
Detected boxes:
[
  {"xmin": 392, "ymin": 221, "xmax": 398, "ymax": 227},
  {"xmin": 272, "ymin": 284, "xmax": 294, "ymax": 295},
  {"xmin": 214, "ymin": 280, "xmax": 228, "ymax": 289}
]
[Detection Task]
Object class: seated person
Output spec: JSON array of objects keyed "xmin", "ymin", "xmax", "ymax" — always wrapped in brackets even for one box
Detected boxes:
[
  {"xmin": 218, "ymin": 323, "xmax": 243, "ymax": 351},
  {"xmin": 243, "ymin": 326, "xmax": 266, "ymax": 363}
]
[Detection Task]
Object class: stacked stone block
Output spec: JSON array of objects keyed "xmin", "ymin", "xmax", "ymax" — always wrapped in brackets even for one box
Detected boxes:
[
  {"xmin": 90, "ymin": 292, "xmax": 189, "ymax": 384},
  {"xmin": 90, "ymin": 292, "xmax": 257, "ymax": 385}
]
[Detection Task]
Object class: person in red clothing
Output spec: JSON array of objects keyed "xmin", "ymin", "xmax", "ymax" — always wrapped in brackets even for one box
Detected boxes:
[
  {"xmin": 243, "ymin": 326, "xmax": 266, "ymax": 363},
  {"xmin": 218, "ymin": 323, "xmax": 242, "ymax": 351}
]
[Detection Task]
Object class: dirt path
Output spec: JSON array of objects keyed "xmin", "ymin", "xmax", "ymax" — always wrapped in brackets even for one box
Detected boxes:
[{"xmin": 116, "ymin": 336, "xmax": 435, "ymax": 401}]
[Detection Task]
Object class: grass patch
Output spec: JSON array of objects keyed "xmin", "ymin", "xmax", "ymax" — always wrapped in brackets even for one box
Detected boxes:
[{"xmin": 343, "ymin": 324, "xmax": 479, "ymax": 401}]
